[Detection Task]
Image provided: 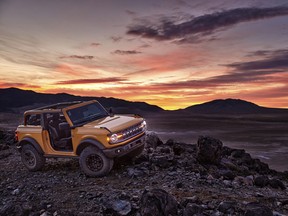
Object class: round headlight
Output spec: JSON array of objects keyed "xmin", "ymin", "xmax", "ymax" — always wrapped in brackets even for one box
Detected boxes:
[
  {"xmin": 141, "ymin": 120, "xmax": 147, "ymax": 129},
  {"xmin": 109, "ymin": 134, "xmax": 118, "ymax": 143}
]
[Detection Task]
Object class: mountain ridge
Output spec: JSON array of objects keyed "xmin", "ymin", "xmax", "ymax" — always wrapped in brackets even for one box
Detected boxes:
[
  {"xmin": 1, "ymin": 88, "xmax": 287, "ymax": 115},
  {"xmin": 0, "ymin": 88, "xmax": 163, "ymax": 114}
]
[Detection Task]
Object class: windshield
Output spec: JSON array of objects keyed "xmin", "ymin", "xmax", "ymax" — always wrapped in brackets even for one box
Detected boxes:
[{"xmin": 66, "ymin": 102, "xmax": 109, "ymax": 125}]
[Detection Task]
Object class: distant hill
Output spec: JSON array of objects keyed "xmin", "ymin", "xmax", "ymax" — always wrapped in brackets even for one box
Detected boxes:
[
  {"xmin": 0, "ymin": 88, "xmax": 163, "ymax": 114},
  {"xmin": 181, "ymin": 98, "xmax": 288, "ymax": 115}
]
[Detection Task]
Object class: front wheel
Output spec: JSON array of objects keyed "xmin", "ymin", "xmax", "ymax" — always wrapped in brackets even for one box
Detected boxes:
[
  {"xmin": 21, "ymin": 144, "xmax": 45, "ymax": 171},
  {"xmin": 79, "ymin": 146, "xmax": 113, "ymax": 177}
]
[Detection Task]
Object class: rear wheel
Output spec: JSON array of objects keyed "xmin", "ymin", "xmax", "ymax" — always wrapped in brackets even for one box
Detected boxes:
[
  {"xmin": 21, "ymin": 144, "xmax": 45, "ymax": 171},
  {"xmin": 79, "ymin": 146, "xmax": 113, "ymax": 177}
]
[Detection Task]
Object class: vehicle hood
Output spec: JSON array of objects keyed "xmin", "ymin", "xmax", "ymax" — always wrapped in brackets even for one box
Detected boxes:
[{"xmin": 82, "ymin": 115, "xmax": 143, "ymax": 132}]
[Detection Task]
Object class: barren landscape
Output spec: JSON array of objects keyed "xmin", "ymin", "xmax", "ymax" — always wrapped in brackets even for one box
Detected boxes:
[
  {"xmin": 146, "ymin": 112, "xmax": 288, "ymax": 172},
  {"xmin": 1, "ymin": 131, "xmax": 288, "ymax": 215}
]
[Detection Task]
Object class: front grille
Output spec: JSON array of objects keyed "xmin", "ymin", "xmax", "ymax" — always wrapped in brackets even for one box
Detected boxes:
[{"xmin": 121, "ymin": 123, "xmax": 144, "ymax": 140}]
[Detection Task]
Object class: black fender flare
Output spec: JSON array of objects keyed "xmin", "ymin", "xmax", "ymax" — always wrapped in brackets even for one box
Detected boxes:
[
  {"xmin": 18, "ymin": 137, "xmax": 44, "ymax": 154},
  {"xmin": 76, "ymin": 138, "xmax": 105, "ymax": 155}
]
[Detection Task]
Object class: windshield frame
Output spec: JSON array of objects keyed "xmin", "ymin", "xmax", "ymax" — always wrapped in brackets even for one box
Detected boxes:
[{"xmin": 63, "ymin": 100, "xmax": 109, "ymax": 126}]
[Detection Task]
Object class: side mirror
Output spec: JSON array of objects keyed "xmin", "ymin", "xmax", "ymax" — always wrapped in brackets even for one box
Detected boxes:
[
  {"xmin": 59, "ymin": 122, "xmax": 70, "ymax": 131},
  {"xmin": 109, "ymin": 107, "xmax": 114, "ymax": 117}
]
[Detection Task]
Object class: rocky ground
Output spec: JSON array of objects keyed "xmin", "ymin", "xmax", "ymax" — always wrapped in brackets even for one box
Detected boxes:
[{"xmin": 0, "ymin": 130, "xmax": 288, "ymax": 216}]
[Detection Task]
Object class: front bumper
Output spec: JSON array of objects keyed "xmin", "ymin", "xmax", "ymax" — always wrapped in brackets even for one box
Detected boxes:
[{"xmin": 103, "ymin": 134, "xmax": 145, "ymax": 158}]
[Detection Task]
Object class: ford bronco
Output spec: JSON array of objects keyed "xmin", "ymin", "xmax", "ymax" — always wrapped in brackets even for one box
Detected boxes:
[{"xmin": 15, "ymin": 100, "xmax": 146, "ymax": 177}]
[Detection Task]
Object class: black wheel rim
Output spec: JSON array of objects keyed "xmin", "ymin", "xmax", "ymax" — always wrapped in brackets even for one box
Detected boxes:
[
  {"xmin": 24, "ymin": 150, "xmax": 36, "ymax": 167},
  {"xmin": 86, "ymin": 154, "xmax": 103, "ymax": 172}
]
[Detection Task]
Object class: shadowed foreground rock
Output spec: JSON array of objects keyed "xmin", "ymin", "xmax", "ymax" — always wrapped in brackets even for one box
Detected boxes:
[
  {"xmin": 140, "ymin": 189, "xmax": 178, "ymax": 216},
  {"xmin": 244, "ymin": 202, "xmax": 273, "ymax": 216},
  {"xmin": 145, "ymin": 132, "xmax": 163, "ymax": 149},
  {"xmin": 196, "ymin": 136, "xmax": 223, "ymax": 164},
  {"xmin": 0, "ymin": 130, "xmax": 15, "ymax": 145}
]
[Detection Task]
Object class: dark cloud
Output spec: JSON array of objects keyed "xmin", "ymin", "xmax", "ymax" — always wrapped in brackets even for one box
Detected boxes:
[
  {"xmin": 60, "ymin": 55, "xmax": 94, "ymax": 60},
  {"xmin": 112, "ymin": 50, "xmax": 142, "ymax": 55},
  {"xmin": 55, "ymin": 77, "xmax": 127, "ymax": 85},
  {"xmin": 90, "ymin": 43, "xmax": 101, "ymax": 47},
  {"xmin": 247, "ymin": 49, "xmax": 288, "ymax": 57},
  {"xmin": 139, "ymin": 44, "xmax": 151, "ymax": 48},
  {"xmin": 127, "ymin": 7, "xmax": 288, "ymax": 43},
  {"xmin": 190, "ymin": 49, "xmax": 288, "ymax": 86},
  {"xmin": 111, "ymin": 36, "xmax": 122, "ymax": 42},
  {"xmin": 201, "ymin": 49, "xmax": 288, "ymax": 85},
  {"xmin": 227, "ymin": 49, "xmax": 288, "ymax": 71},
  {"xmin": 125, "ymin": 10, "xmax": 137, "ymax": 16}
]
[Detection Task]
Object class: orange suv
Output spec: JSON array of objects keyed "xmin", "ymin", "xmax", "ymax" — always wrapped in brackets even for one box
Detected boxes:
[{"xmin": 16, "ymin": 100, "xmax": 146, "ymax": 177}]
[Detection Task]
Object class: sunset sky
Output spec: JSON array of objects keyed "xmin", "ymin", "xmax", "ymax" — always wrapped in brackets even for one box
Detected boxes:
[{"xmin": 0, "ymin": 0, "xmax": 288, "ymax": 110}]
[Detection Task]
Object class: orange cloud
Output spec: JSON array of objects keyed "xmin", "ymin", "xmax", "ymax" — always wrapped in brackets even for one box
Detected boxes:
[
  {"xmin": 55, "ymin": 77, "xmax": 127, "ymax": 85},
  {"xmin": 54, "ymin": 63, "xmax": 102, "ymax": 77},
  {"xmin": 54, "ymin": 63, "xmax": 81, "ymax": 76},
  {"xmin": 0, "ymin": 82, "xmax": 41, "ymax": 89},
  {"xmin": 124, "ymin": 48, "xmax": 206, "ymax": 78}
]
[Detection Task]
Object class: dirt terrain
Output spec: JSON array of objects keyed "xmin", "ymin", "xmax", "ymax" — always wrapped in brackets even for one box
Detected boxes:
[{"xmin": 1, "ymin": 131, "xmax": 288, "ymax": 216}]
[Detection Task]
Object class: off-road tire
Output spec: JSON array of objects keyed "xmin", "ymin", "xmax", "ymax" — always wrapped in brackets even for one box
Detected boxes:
[
  {"xmin": 79, "ymin": 146, "xmax": 113, "ymax": 177},
  {"xmin": 21, "ymin": 144, "xmax": 45, "ymax": 171}
]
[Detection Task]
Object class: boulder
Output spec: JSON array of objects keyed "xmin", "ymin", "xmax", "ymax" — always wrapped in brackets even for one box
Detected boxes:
[
  {"xmin": 252, "ymin": 159, "xmax": 271, "ymax": 174},
  {"xmin": 133, "ymin": 154, "xmax": 149, "ymax": 165},
  {"xmin": 196, "ymin": 136, "xmax": 223, "ymax": 165},
  {"xmin": 268, "ymin": 178, "xmax": 286, "ymax": 190},
  {"xmin": 244, "ymin": 203, "xmax": 273, "ymax": 216},
  {"xmin": 145, "ymin": 132, "xmax": 163, "ymax": 149},
  {"xmin": 218, "ymin": 201, "xmax": 237, "ymax": 214},
  {"xmin": 150, "ymin": 155, "xmax": 174, "ymax": 169},
  {"xmin": 183, "ymin": 203, "xmax": 204, "ymax": 216},
  {"xmin": 139, "ymin": 189, "xmax": 178, "ymax": 216},
  {"xmin": 165, "ymin": 139, "xmax": 176, "ymax": 147},
  {"xmin": 230, "ymin": 149, "xmax": 246, "ymax": 158},
  {"xmin": 229, "ymin": 149, "xmax": 272, "ymax": 174},
  {"xmin": 219, "ymin": 170, "xmax": 236, "ymax": 180},
  {"xmin": 113, "ymin": 200, "xmax": 131, "ymax": 216},
  {"xmin": 172, "ymin": 144, "xmax": 186, "ymax": 156},
  {"xmin": 127, "ymin": 167, "xmax": 148, "ymax": 178},
  {"xmin": 159, "ymin": 147, "xmax": 171, "ymax": 154},
  {"xmin": 105, "ymin": 200, "xmax": 132, "ymax": 216},
  {"xmin": 254, "ymin": 176, "xmax": 269, "ymax": 188}
]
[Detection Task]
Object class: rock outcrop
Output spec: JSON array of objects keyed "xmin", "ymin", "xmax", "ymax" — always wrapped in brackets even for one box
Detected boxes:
[
  {"xmin": 140, "ymin": 189, "xmax": 178, "ymax": 216},
  {"xmin": 196, "ymin": 136, "xmax": 223, "ymax": 164}
]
